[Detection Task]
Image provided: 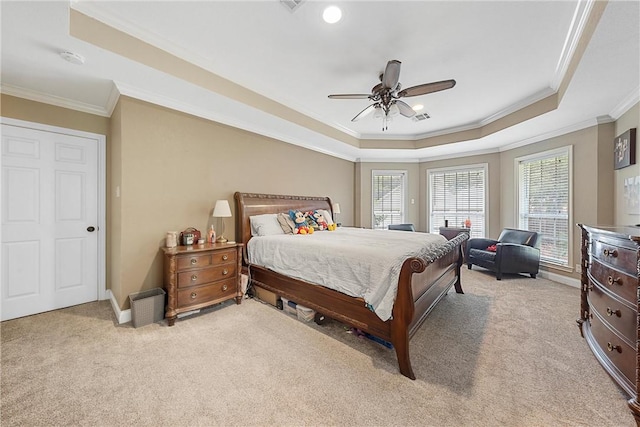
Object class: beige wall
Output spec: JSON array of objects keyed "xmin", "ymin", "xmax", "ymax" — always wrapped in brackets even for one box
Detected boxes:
[
  {"xmin": 614, "ymin": 103, "xmax": 640, "ymax": 225},
  {"xmin": 113, "ymin": 97, "xmax": 354, "ymax": 309},
  {"xmin": 355, "ymin": 162, "xmax": 421, "ymax": 229}
]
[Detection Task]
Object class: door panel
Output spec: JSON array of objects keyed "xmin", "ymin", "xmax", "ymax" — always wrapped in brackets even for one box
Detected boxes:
[{"xmin": 1, "ymin": 124, "xmax": 98, "ymax": 320}]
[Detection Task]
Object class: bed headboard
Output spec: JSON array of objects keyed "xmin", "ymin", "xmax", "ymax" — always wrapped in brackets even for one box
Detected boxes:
[{"xmin": 234, "ymin": 192, "xmax": 333, "ymax": 249}]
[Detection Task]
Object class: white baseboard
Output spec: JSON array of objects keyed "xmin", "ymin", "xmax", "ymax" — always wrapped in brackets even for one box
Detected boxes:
[
  {"xmin": 539, "ymin": 269, "xmax": 581, "ymax": 288},
  {"xmin": 106, "ymin": 289, "xmax": 131, "ymax": 324}
]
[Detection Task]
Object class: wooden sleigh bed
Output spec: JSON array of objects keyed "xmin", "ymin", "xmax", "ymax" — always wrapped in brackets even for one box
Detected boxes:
[{"xmin": 234, "ymin": 192, "xmax": 468, "ymax": 379}]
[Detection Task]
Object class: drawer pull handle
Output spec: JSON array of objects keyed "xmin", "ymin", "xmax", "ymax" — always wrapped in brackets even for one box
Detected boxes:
[
  {"xmin": 191, "ymin": 274, "xmax": 198, "ymax": 281},
  {"xmin": 190, "ymin": 258, "xmax": 198, "ymax": 265},
  {"xmin": 606, "ymin": 276, "xmax": 621, "ymax": 286},
  {"xmin": 606, "ymin": 342, "xmax": 621, "ymax": 353},
  {"xmin": 190, "ymin": 292, "xmax": 197, "ymax": 299},
  {"xmin": 222, "ymin": 255, "xmax": 228, "ymax": 261},
  {"xmin": 606, "ymin": 307, "xmax": 621, "ymax": 317},
  {"xmin": 603, "ymin": 249, "xmax": 618, "ymax": 258},
  {"xmin": 222, "ymin": 284, "xmax": 228, "ymax": 291},
  {"xmin": 222, "ymin": 269, "xmax": 229, "ymax": 275}
]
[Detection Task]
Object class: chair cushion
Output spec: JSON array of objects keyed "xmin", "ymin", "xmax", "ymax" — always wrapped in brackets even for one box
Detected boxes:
[{"xmin": 469, "ymin": 248, "xmax": 496, "ymax": 262}]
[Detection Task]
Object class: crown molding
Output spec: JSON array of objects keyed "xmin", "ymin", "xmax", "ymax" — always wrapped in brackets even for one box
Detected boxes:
[
  {"xmin": 551, "ymin": 0, "xmax": 595, "ymax": 91},
  {"xmin": 0, "ymin": 83, "xmax": 111, "ymax": 117},
  {"xmin": 609, "ymin": 86, "xmax": 640, "ymax": 120},
  {"xmin": 499, "ymin": 118, "xmax": 598, "ymax": 152},
  {"xmin": 418, "ymin": 147, "xmax": 500, "ymax": 163}
]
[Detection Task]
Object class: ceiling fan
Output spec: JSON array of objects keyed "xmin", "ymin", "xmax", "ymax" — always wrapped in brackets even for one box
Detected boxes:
[{"xmin": 328, "ymin": 60, "xmax": 456, "ymax": 130}]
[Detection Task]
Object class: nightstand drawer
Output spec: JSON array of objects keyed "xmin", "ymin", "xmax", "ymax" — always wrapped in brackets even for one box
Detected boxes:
[
  {"xmin": 177, "ymin": 254, "xmax": 211, "ymax": 271},
  {"xmin": 177, "ymin": 264, "xmax": 237, "ymax": 288},
  {"xmin": 212, "ymin": 249, "xmax": 236, "ymax": 264},
  {"xmin": 177, "ymin": 278, "xmax": 236, "ymax": 307},
  {"xmin": 589, "ymin": 259, "xmax": 636, "ymax": 304}
]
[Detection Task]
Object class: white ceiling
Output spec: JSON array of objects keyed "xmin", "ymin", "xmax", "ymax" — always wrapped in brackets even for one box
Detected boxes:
[{"xmin": 1, "ymin": 1, "xmax": 638, "ymax": 162}]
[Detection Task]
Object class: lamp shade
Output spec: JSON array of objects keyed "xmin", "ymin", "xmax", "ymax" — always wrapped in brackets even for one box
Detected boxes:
[
  {"xmin": 333, "ymin": 203, "xmax": 341, "ymax": 214},
  {"xmin": 212, "ymin": 200, "xmax": 232, "ymax": 217}
]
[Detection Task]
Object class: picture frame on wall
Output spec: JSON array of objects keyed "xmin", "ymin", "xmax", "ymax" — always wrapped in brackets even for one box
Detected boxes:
[{"xmin": 614, "ymin": 128, "xmax": 636, "ymax": 170}]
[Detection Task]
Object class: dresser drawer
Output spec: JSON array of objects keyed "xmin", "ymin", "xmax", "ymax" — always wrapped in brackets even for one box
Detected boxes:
[
  {"xmin": 588, "ymin": 311, "xmax": 636, "ymax": 385},
  {"xmin": 177, "ymin": 264, "xmax": 237, "ymax": 288},
  {"xmin": 212, "ymin": 248, "xmax": 236, "ymax": 264},
  {"xmin": 177, "ymin": 278, "xmax": 237, "ymax": 308},
  {"xmin": 591, "ymin": 238, "xmax": 638, "ymax": 274},
  {"xmin": 588, "ymin": 282, "xmax": 636, "ymax": 342},
  {"xmin": 589, "ymin": 259, "xmax": 637, "ymax": 304},
  {"xmin": 177, "ymin": 253, "xmax": 212, "ymax": 271}
]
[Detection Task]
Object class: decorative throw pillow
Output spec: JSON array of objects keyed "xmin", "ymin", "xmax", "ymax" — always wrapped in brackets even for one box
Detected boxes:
[
  {"xmin": 277, "ymin": 212, "xmax": 296, "ymax": 234},
  {"xmin": 486, "ymin": 244, "xmax": 497, "ymax": 252},
  {"xmin": 304, "ymin": 211, "xmax": 319, "ymax": 229},
  {"xmin": 321, "ymin": 209, "xmax": 334, "ymax": 225}
]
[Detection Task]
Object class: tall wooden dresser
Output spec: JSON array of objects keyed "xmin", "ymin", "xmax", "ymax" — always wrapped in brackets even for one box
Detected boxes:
[
  {"xmin": 578, "ymin": 224, "xmax": 640, "ymax": 424},
  {"xmin": 163, "ymin": 242, "xmax": 243, "ymax": 326}
]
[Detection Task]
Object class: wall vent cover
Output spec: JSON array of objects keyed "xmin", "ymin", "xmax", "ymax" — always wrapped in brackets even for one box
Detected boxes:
[
  {"xmin": 281, "ymin": 0, "xmax": 305, "ymax": 12},
  {"xmin": 412, "ymin": 112, "xmax": 431, "ymax": 122}
]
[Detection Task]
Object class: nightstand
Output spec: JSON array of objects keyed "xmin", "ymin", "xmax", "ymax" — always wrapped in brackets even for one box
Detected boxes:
[{"xmin": 162, "ymin": 242, "xmax": 242, "ymax": 326}]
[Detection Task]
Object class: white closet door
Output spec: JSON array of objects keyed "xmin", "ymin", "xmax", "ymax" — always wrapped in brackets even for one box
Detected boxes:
[{"xmin": 2, "ymin": 124, "xmax": 98, "ymax": 321}]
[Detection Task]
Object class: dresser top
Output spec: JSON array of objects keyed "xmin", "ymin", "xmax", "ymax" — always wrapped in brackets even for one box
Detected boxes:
[
  {"xmin": 162, "ymin": 242, "xmax": 240, "ymax": 255},
  {"xmin": 578, "ymin": 224, "xmax": 640, "ymax": 242}
]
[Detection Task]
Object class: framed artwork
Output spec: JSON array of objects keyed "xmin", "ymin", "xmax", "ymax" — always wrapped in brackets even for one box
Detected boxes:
[{"xmin": 614, "ymin": 128, "xmax": 636, "ymax": 170}]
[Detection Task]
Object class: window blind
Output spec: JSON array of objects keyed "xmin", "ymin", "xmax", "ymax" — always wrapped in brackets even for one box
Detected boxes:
[
  {"xmin": 428, "ymin": 166, "xmax": 486, "ymax": 238},
  {"xmin": 372, "ymin": 171, "xmax": 405, "ymax": 229},
  {"xmin": 518, "ymin": 149, "xmax": 570, "ymax": 266}
]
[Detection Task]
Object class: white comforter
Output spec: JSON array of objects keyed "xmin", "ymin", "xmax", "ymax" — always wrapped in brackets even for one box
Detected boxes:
[{"xmin": 247, "ymin": 227, "xmax": 447, "ymax": 321}]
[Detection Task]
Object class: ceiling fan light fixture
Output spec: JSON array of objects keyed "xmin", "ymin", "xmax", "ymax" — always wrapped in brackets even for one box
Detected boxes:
[
  {"xmin": 373, "ymin": 106, "xmax": 383, "ymax": 119},
  {"xmin": 388, "ymin": 103, "xmax": 400, "ymax": 117},
  {"xmin": 323, "ymin": 6, "xmax": 342, "ymax": 24}
]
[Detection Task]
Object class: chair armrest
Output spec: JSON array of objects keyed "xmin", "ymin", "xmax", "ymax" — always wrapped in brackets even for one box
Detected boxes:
[{"xmin": 496, "ymin": 243, "xmax": 541, "ymax": 269}]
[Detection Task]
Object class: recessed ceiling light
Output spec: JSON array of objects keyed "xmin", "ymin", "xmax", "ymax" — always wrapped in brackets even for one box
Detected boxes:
[
  {"xmin": 412, "ymin": 104, "xmax": 424, "ymax": 111},
  {"xmin": 323, "ymin": 6, "xmax": 342, "ymax": 24},
  {"xmin": 60, "ymin": 50, "xmax": 85, "ymax": 65}
]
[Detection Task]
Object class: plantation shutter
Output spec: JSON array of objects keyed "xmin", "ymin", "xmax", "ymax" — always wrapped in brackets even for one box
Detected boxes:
[
  {"xmin": 372, "ymin": 171, "xmax": 405, "ymax": 229},
  {"xmin": 429, "ymin": 166, "xmax": 486, "ymax": 238},
  {"xmin": 518, "ymin": 149, "xmax": 570, "ymax": 266}
]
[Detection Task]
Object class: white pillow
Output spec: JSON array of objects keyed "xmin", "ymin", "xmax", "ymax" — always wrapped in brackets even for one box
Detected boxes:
[
  {"xmin": 250, "ymin": 214, "xmax": 285, "ymax": 237},
  {"xmin": 321, "ymin": 209, "xmax": 334, "ymax": 225}
]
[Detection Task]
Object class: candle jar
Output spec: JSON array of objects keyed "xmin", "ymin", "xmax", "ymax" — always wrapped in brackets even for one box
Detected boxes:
[{"xmin": 166, "ymin": 231, "xmax": 178, "ymax": 248}]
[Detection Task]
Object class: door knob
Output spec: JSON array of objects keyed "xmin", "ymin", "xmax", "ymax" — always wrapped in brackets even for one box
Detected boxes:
[{"xmin": 87, "ymin": 226, "xmax": 96, "ymax": 232}]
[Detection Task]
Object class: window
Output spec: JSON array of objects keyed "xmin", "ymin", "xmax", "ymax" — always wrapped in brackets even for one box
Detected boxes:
[
  {"xmin": 516, "ymin": 146, "xmax": 572, "ymax": 267},
  {"xmin": 428, "ymin": 164, "xmax": 487, "ymax": 238},
  {"xmin": 372, "ymin": 170, "xmax": 406, "ymax": 229}
]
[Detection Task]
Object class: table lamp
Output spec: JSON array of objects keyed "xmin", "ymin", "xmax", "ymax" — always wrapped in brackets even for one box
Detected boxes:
[
  {"xmin": 333, "ymin": 203, "xmax": 341, "ymax": 225},
  {"xmin": 212, "ymin": 199, "xmax": 232, "ymax": 243}
]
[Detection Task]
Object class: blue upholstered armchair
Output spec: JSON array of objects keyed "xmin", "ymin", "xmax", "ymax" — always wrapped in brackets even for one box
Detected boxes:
[{"xmin": 466, "ymin": 228, "xmax": 541, "ymax": 280}]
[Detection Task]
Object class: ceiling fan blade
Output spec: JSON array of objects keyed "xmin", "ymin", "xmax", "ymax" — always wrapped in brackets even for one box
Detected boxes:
[
  {"xmin": 351, "ymin": 104, "xmax": 376, "ymax": 122},
  {"xmin": 382, "ymin": 60, "xmax": 401, "ymax": 90},
  {"xmin": 397, "ymin": 79, "xmax": 456, "ymax": 98},
  {"xmin": 328, "ymin": 94, "xmax": 371, "ymax": 99},
  {"xmin": 395, "ymin": 100, "xmax": 416, "ymax": 118}
]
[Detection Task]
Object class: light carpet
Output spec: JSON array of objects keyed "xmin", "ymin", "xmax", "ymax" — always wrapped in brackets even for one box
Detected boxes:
[{"xmin": 1, "ymin": 268, "xmax": 635, "ymax": 426}]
